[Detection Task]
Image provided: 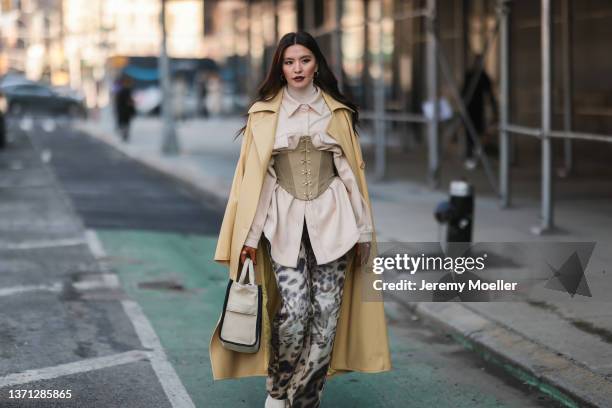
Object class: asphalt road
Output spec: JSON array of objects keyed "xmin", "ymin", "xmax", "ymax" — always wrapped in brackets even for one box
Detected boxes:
[
  {"xmin": 0, "ymin": 118, "xmax": 563, "ymax": 407},
  {"xmin": 0, "ymin": 123, "xmax": 175, "ymax": 408}
]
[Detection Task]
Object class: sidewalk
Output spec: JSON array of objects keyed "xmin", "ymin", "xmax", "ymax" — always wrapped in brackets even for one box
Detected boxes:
[{"xmin": 79, "ymin": 109, "xmax": 612, "ymax": 407}]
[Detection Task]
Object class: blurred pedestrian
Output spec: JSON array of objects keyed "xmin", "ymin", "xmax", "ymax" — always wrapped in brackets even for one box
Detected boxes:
[
  {"xmin": 207, "ymin": 73, "xmax": 223, "ymax": 116},
  {"xmin": 114, "ymin": 76, "xmax": 136, "ymax": 142},
  {"xmin": 173, "ymin": 75, "xmax": 187, "ymax": 122},
  {"xmin": 461, "ymin": 54, "xmax": 498, "ymax": 169},
  {"xmin": 196, "ymin": 71, "xmax": 209, "ymax": 118},
  {"xmin": 210, "ymin": 31, "xmax": 391, "ymax": 408}
]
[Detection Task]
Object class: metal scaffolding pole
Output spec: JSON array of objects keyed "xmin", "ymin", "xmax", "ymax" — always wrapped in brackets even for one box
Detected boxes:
[
  {"xmin": 160, "ymin": 0, "xmax": 179, "ymax": 155},
  {"xmin": 373, "ymin": 2, "xmax": 386, "ymax": 180},
  {"xmin": 534, "ymin": 0, "xmax": 554, "ymax": 233},
  {"xmin": 333, "ymin": 0, "xmax": 344, "ymax": 91},
  {"xmin": 499, "ymin": 0, "xmax": 511, "ymax": 207},
  {"xmin": 273, "ymin": 0, "xmax": 279, "ymax": 43},
  {"xmin": 426, "ymin": 0, "xmax": 439, "ymax": 188},
  {"xmin": 246, "ymin": 1, "xmax": 254, "ymax": 102},
  {"xmin": 561, "ymin": 0, "xmax": 573, "ymax": 177},
  {"xmin": 304, "ymin": 0, "xmax": 314, "ymax": 30}
]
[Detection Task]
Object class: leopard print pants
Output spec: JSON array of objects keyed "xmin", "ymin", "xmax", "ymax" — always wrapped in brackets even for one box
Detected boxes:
[{"xmin": 265, "ymin": 224, "xmax": 349, "ymax": 408}]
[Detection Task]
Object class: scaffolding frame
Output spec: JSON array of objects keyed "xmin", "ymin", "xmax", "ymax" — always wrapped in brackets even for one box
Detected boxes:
[
  {"xmin": 498, "ymin": 0, "xmax": 612, "ymax": 234},
  {"xmin": 307, "ymin": 1, "xmax": 502, "ymax": 191},
  {"xmin": 293, "ymin": 0, "xmax": 612, "ymax": 234},
  {"xmin": 306, "ymin": 2, "xmax": 429, "ymax": 181}
]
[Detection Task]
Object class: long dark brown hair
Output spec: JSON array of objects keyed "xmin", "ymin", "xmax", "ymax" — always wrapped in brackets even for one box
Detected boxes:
[{"xmin": 233, "ymin": 31, "xmax": 359, "ymax": 140}]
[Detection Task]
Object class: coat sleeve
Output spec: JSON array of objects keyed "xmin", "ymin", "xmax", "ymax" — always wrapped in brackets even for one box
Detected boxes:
[
  {"xmin": 333, "ymin": 153, "xmax": 372, "ymax": 243},
  {"xmin": 214, "ymin": 115, "xmax": 253, "ymax": 266},
  {"xmin": 345, "ymin": 113, "xmax": 375, "ymax": 240},
  {"xmin": 244, "ymin": 157, "xmax": 277, "ymax": 248}
]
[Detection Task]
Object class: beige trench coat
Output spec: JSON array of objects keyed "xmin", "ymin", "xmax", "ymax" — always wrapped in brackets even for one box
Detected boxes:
[{"xmin": 209, "ymin": 88, "xmax": 392, "ymax": 380}]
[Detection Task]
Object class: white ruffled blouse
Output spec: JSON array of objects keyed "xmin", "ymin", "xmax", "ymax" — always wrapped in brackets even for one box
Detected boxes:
[{"xmin": 244, "ymin": 85, "xmax": 372, "ymax": 268}]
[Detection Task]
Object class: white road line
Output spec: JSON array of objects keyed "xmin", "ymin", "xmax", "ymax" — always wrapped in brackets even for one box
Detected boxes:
[
  {"xmin": 0, "ymin": 229, "xmax": 194, "ymax": 407},
  {"xmin": 121, "ymin": 300, "xmax": 196, "ymax": 408},
  {"xmin": 84, "ymin": 229, "xmax": 106, "ymax": 258},
  {"xmin": 86, "ymin": 229, "xmax": 195, "ymax": 408},
  {"xmin": 84, "ymin": 229, "xmax": 113, "ymax": 274},
  {"xmin": 0, "ymin": 237, "xmax": 87, "ymax": 250},
  {"xmin": 72, "ymin": 273, "xmax": 120, "ymax": 291},
  {"xmin": 0, "ymin": 283, "xmax": 62, "ymax": 297},
  {"xmin": 0, "ymin": 274, "xmax": 120, "ymax": 298},
  {"xmin": 0, "ymin": 350, "xmax": 150, "ymax": 388}
]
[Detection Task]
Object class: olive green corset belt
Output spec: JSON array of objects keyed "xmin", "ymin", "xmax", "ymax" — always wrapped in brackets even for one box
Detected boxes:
[{"xmin": 273, "ymin": 135, "xmax": 336, "ymax": 201}]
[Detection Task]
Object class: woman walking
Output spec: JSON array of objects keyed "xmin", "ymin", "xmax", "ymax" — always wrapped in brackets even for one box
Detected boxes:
[{"xmin": 210, "ymin": 31, "xmax": 392, "ymax": 408}]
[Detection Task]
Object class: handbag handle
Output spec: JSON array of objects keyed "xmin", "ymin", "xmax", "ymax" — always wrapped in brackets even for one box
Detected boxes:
[{"xmin": 237, "ymin": 257, "xmax": 255, "ymax": 285}]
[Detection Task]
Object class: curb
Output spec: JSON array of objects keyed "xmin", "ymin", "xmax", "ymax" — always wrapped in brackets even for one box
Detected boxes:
[
  {"xmin": 388, "ymin": 297, "xmax": 611, "ymax": 408},
  {"xmin": 77, "ymin": 121, "xmax": 611, "ymax": 408}
]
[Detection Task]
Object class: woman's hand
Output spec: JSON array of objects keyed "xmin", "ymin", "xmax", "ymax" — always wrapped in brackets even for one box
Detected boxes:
[
  {"xmin": 240, "ymin": 245, "xmax": 257, "ymax": 266},
  {"xmin": 354, "ymin": 242, "xmax": 371, "ymax": 266}
]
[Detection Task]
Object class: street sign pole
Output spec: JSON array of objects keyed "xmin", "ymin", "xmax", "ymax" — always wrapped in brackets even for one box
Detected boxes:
[{"xmin": 160, "ymin": 0, "xmax": 179, "ymax": 155}]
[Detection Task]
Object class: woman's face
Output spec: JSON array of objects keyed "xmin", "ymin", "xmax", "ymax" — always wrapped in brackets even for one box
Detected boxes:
[{"xmin": 282, "ymin": 44, "xmax": 318, "ymax": 89}]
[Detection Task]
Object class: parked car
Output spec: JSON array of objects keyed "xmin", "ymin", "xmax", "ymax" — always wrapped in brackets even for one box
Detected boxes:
[
  {"xmin": 1, "ymin": 82, "xmax": 86, "ymax": 118},
  {"xmin": 53, "ymin": 85, "xmax": 86, "ymax": 107},
  {"xmin": 0, "ymin": 73, "xmax": 31, "ymax": 89}
]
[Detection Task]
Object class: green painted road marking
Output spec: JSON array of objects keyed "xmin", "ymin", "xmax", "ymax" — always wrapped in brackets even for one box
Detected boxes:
[{"xmin": 98, "ymin": 229, "xmax": 521, "ymax": 408}]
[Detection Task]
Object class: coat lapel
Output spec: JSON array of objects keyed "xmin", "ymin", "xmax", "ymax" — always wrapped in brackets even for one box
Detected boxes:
[
  {"xmin": 325, "ymin": 108, "xmax": 357, "ymax": 172},
  {"xmin": 251, "ymin": 114, "xmax": 278, "ymax": 166},
  {"xmin": 248, "ymin": 90, "xmax": 282, "ymax": 166}
]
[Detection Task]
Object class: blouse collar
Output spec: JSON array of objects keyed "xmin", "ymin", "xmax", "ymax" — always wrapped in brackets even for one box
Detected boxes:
[{"xmin": 282, "ymin": 84, "xmax": 326, "ymax": 117}]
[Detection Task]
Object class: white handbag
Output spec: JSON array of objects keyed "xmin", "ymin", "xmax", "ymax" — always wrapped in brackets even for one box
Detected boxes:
[{"xmin": 218, "ymin": 258, "xmax": 262, "ymax": 353}]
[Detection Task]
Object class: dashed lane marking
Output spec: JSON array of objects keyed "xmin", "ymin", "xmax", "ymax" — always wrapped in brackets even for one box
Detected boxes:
[{"xmin": 0, "ymin": 274, "xmax": 119, "ymax": 298}]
